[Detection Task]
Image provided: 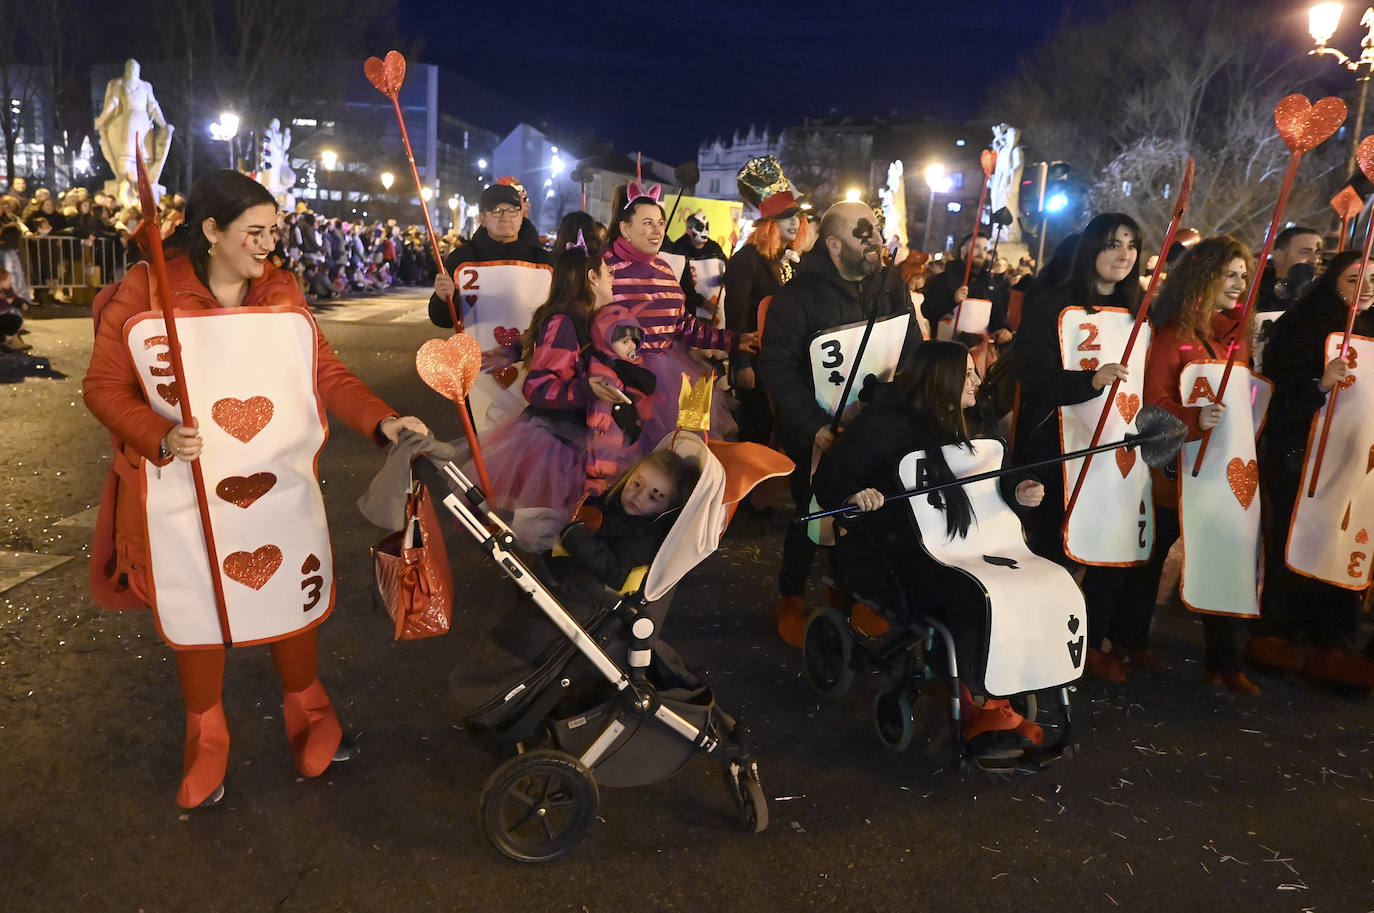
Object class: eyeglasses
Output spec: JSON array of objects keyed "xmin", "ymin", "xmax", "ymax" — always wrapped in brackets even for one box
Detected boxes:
[{"xmin": 486, "ymin": 207, "xmax": 521, "ymax": 219}]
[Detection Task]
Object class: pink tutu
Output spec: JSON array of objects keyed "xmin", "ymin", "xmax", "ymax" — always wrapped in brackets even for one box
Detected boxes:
[{"xmin": 639, "ymin": 342, "xmax": 738, "ymax": 446}]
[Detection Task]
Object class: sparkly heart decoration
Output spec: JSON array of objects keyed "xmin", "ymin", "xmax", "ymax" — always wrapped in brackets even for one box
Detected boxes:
[
  {"xmin": 155, "ymin": 382, "xmax": 179, "ymax": 408},
  {"xmin": 493, "ymin": 326, "xmax": 520, "ymax": 348},
  {"xmin": 215, "ymin": 472, "xmax": 276, "ymax": 509},
  {"xmin": 1359, "ymin": 529, "xmax": 1370, "ymax": 545},
  {"xmin": 980, "ymin": 148, "xmax": 996, "ymax": 177},
  {"xmin": 1080, "ymin": 357, "xmax": 1099, "ymax": 371},
  {"xmin": 363, "ymin": 50, "xmax": 406, "ymax": 97},
  {"xmin": 212, "ymin": 396, "xmax": 274, "ymax": 443},
  {"xmin": 416, "ymin": 332, "xmax": 482, "ymax": 402},
  {"xmin": 1274, "ymin": 94, "xmax": 1346, "ymax": 154},
  {"xmin": 223, "ymin": 544, "xmax": 283, "ymax": 590},
  {"xmin": 1116, "ymin": 392, "xmax": 1140, "ymax": 425},
  {"xmin": 1226, "ymin": 457, "xmax": 1259, "ymax": 511},
  {"xmin": 1357, "ymin": 136, "xmax": 1374, "ymax": 183},
  {"xmin": 493, "ymin": 365, "xmax": 518, "ymax": 388},
  {"xmin": 1333, "ymin": 185, "xmax": 1365, "ymax": 222},
  {"xmin": 464, "ymin": 294, "xmax": 478, "ymax": 307},
  {"xmin": 301, "ymin": 553, "xmax": 321, "ymax": 574},
  {"xmin": 1115, "ymin": 447, "xmax": 1136, "ymax": 478}
]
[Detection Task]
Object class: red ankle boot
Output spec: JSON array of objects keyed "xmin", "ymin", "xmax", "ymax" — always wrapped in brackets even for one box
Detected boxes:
[
  {"xmin": 775, "ymin": 596, "xmax": 807, "ymax": 647},
  {"xmin": 282, "ymin": 680, "xmax": 344, "ymax": 777},
  {"xmin": 176, "ymin": 703, "xmax": 230, "ymax": 809}
]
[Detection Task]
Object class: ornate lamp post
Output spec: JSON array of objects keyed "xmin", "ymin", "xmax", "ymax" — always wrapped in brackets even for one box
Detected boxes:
[{"xmin": 1309, "ymin": 2, "xmax": 1374, "ymax": 174}]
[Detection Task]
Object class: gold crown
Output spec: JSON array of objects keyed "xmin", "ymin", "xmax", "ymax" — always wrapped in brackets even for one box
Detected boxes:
[
  {"xmin": 677, "ymin": 374, "xmax": 714, "ymax": 433},
  {"xmin": 737, "ymin": 155, "xmax": 795, "ymax": 208}
]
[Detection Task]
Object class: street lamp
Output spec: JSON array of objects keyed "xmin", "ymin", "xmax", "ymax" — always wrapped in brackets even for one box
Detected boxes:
[
  {"xmin": 321, "ymin": 149, "xmax": 337, "ymax": 171},
  {"xmin": 844, "ymin": 188, "xmax": 862, "ymax": 202},
  {"xmin": 923, "ymin": 163, "xmax": 954, "ymax": 251},
  {"xmin": 380, "ymin": 171, "xmax": 394, "ymax": 191},
  {"xmin": 1308, "ymin": 2, "xmax": 1374, "ymax": 175},
  {"xmin": 421, "ymin": 186, "xmax": 434, "ymax": 202},
  {"xmin": 208, "ymin": 111, "xmax": 239, "ymax": 168},
  {"xmin": 448, "ymin": 195, "xmax": 459, "ymax": 231}
]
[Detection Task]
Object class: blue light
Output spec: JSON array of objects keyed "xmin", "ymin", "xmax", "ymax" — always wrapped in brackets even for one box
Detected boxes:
[{"xmin": 1046, "ymin": 192, "xmax": 1069, "ymax": 213}]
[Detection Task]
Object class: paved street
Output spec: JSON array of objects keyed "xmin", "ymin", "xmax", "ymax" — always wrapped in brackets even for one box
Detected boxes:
[{"xmin": 2, "ymin": 290, "xmax": 1372, "ymax": 913}]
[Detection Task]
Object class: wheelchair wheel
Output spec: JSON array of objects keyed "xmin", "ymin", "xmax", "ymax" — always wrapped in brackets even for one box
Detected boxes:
[
  {"xmin": 479, "ymin": 749, "xmax": 598, "ymax": 863},
  {"xmin": 725, "ymin": 759, "xmax": 769, "ymax": 833},
  {"xmin": 803, "ymin": 607, "xmax": 855, "ymax": 698},
  {"xmin": 872, "ymin": 687, "xmax": 916, "ymax": 752}
]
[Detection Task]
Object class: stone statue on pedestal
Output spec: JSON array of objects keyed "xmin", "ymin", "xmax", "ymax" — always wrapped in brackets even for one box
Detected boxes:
[
  {"xmin": 989, "ymin": 123, "xmax": 1025, "ymax": 243},
  {"xmin": 95, "ymin": 59, "xmax": 174, "ymax": 207},
  {"xmin": 261, "ymin": 118, "xmax": 297, "ymax": 209}
]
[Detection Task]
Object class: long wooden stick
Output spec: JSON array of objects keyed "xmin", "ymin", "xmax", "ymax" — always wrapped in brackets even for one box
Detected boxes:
[
  {"xmin": 1062, "ymin": 159, "xmax": 1194, "ymax": 530},
  {"xmin": 134, "ymin": 144, "xmax": 233, "ymax": 644}
]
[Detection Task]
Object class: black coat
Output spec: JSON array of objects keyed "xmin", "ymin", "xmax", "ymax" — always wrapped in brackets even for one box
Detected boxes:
[
  {"xmin": 756, "ymin": 247, "xmax": 922, "ymax": 457},
  {"xmin": 723, "ymin": 244, "xmax": 781, "ymax": 371},
  {"xmin": 428, "ymin": 221, "xmax": 553, "ymax": 328},
  {"xmin": 922, "ymin": 257, "xmax": 1010, "ymax": 333},
  {"xmin": 665, "ymin": 234, "xmax": 727, "ymax": 319},
  {"xmin": 555, "ymin": 491, "xmax": 675, "ymax": 590}
]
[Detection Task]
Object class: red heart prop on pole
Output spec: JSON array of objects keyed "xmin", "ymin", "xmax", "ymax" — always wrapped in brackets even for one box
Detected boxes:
[
  {"xmin": 215, "ymin": 472, "xmax": 277, "ymax": 509},
  {"xmin": 1332, "ymin": 185, "xmax": 1365, "ymax": 221},
  {"xmin": 223, "ymin": 544, "xmax": 283, "ymax": 590},
  {"xmin": 980, "ymin": 148, "xmax": 997, "ymax": 177},
  {"xmin": 363, "ymin": 50, "xmax": 406, "ymax": 97},
  {"xmin": 1357, "ymin": 135, "xmax": 1374, "ymax": 183},
  {"xmin": 1116, "ymin": 392, "xmax": 1140, "ymax": 425},
  {"xmin": 1115, "ymin": 447, "xmax": 1136, "ymax": 478},
  {"xmin": 212, "ymin": 396, "xmax": 274, "ymax": 443},
  {"xmin": 1274, "ymin": 94, "xmax": 1347, "ymax": 153},
  {"xmin": 1226, "ymin": 457, "xmax": 1259, "ymax": 510},
  {"xmin": 416, "ymin": 333, "xmax": 482, "ymax": 403}
]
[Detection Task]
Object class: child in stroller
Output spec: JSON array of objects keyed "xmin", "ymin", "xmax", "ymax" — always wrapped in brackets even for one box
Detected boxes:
[
  {"xmin": 426, "ymin": 432, "xmax": 787, "ymax": 861},
  {"xmin": 809, "ymin": 340, "xmax": 1083, "ymax": 769}
]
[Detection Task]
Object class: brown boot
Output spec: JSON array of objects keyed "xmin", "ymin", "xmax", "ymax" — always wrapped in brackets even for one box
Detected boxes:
[
  {"xmin": 1301, "ymin": 647, "xmax": 1374, "ymax": 688},
  {"xmin": 1247, "ymin": 635, "xmax": 1303, "ymax": 671},
  {"xmin": 850, "ymin": 603, "xmax": 890, "ymax": 637},
  {"xmin": 1085, "ymin": 647, "xmax": 1126, "ymax": 683},
  {"xmin": 776, "ymin": 596, "xmax": 807, "ymax": 648},
  {"xmin": 1204, "ymin": 671, "xmax": 1261, "ymax": 696}
]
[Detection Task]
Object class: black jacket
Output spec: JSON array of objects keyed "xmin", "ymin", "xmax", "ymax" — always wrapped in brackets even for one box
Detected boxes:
[
  {"xmin": 757, "ymin": 247, "xmax": 923, "ymax": 457},
  {"xmin": 724, "ymin": 244, "xmax": 782, "ymax": 371},
  {"xmin": 555, "ymin": 492, "xmax": 675, "ymax": 590},
  {"xmin": 428, "ymin": 221, "xmax": 553, "ymax": 328},
  {"xmin": 922, "ymin": 258, "xmax": 1010, "ymax": 333},
  {"xmin": 665, "ymin": 234, "xmax": 727, "ymax": 320}
]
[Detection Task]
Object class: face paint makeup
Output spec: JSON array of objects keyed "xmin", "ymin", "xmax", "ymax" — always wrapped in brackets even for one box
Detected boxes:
[{"xmin": 853, "ymin": 218, "xmax": 875, "ymax": 242}]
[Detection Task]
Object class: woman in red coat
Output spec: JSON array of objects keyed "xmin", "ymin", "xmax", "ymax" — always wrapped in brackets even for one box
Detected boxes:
[{"xmin": 84, "ymin": 171, "xmax": 427, "ymax": 808}]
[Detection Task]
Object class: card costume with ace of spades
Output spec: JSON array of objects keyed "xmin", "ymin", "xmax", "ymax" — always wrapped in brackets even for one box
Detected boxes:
[
  {"xmin": 808, "ymin": 312, "xmax": 911, "ymax": 420},
  {"xmin": 125, "ymin": 306, "xmax": 335, "ymax": 647},
  {"xmin": 1177, "ymin": 361, "xmax": 1273, "ymax": 617},
  {"xmin": 899, "ymin": 440, "xmax": 1085, "ymax": 697},
  {"xmin": 1287, "ymin": 332, "xmax": 1374, "ymax": 589},
  {"xmin": 1057, "ymin": 307, "xmax": 1154, "ymax": 565}
]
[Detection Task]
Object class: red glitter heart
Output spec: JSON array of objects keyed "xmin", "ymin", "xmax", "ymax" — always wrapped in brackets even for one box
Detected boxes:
[
  {"xmin": 493, "ymin": 365, "xmax": 518, "ymax": 388},
  {"xmin": 155, "ymin": 382, "xmax": 179, "ymax": 408},
  {"xmin": 1116, "ymin": 392, "xmax": 1140, "ymax": 424},
  {"xmin": 1359, "ymin": 529, "xmax": 1370, "ymax": 545},
  {"xmin": 212, "ymin": 396, "xmax": 274, "ymax": 443},
  {"xmin": 1080, "ymin": 358, "xmax": 1099, "ymax": 371},
  {"xmin": 493, "ymin": 326, "xmax": 520, "ymax": 348},
  {"xmin": 214, "ymin": 472, "xmax": 276, "ymax": 509},
  {"xmin": 223, "ymin": 544, "xmax": 283, "ymax": 590},
  {"xmin": 416, "ymin": 333, "xmax": 482, "ymax": 403},
  {"xmin": 1226, "ymin": 457, "xmax": 1259, "ymax": 511},
  {"xmin": 980, "ymin": 148, "xmax": 996, "ymax": 177},
  {"xmin": 363, "ymin": 50, "xmax": 406, "ymax": 97},
  {"xmin": 1115, "ymin": 446, "xmax": 1136, "ymax": 478},
  {"xmin": 1333, "ymin": 185, "xmax": 1365, "ymax": 222},
  {"xmin": 1274, "ymin": 94, "xmax": 1347, "ymax": 154},
  {"xmin": 1357, "ymin": 136, "xmax": 1374, "ymax": 183},
  {"xmin": 464, "ymin": 294, "xmax": 478, "ymax": 307}
]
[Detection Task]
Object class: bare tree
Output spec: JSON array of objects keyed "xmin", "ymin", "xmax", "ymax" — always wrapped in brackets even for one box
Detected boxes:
[{"xmin": 0, "ymin": 0, "xmax": 43, "ymax": 186}]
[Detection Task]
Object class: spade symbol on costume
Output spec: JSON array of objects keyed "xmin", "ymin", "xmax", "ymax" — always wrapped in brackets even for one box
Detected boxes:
[
  {"xmin": 828, "ymin": 370, "xmax": 844, "ymax": 386},
  {"xmin": 982, "ymin": 555, "xmax": 1019, "ymax": 569},
  {"xmin": 1067, "ymin": 614, "xmax": 1081, "ymax": 634}
]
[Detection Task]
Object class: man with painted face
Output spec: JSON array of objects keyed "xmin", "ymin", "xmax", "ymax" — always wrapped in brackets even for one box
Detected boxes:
[
  {"xmin": 429, "ymin": 183, "xmax": 552, "ymax": 328},
  {"xmin": 665, "ymin": 212, "xmax": 727, "ymax": 319},
  {"xmin": 922, "ymin": 233, "xmax": 1013, "ymax": 343},
  {"xmin": 757, "ymin": 200, "xmax": 924, "ymax": 646}
]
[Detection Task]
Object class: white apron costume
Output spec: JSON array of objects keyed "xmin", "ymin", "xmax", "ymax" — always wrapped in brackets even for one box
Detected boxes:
[
  {"xmin": 450, "ymin": 260, "xmax": 553, "ymax": 433},
  {"xmin": 1287, "ymin": 333, "xmax": 1374, "ymax": 589},
  {"xmin": 1057, "ymin": 307, "xmax": 1154, "ymax": 565},
  {"xmin": 935, "ymin": 297, "xmax": 991, "ymax": 340},
  {"xmin": 125, "ymin": 307, "xmax": 334, "ymax": 647},
  {"xmin": 1177, "ymin": 361, "xmax": 1273, "ymax": 617},
  {"xmin": 685, "ymin": 257, "xmax": 726, "ymax": 325},
  {"xmin": 899, "ymin": 440, "xmax": 1085, "ymax": 696}
]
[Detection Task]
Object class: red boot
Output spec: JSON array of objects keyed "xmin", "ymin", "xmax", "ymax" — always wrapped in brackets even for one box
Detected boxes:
[
  {"xmin": 176, "ymin": 703, "xmax": 230, "ymax": 809},
  {"xmin": 776, "ymin": 596, "xmax": 807, "ymax": 648},
  {"xmin": 282, "ymin": 679, "xmax": 344, "ymax": 778},
  {"xmin": 1085, "ymin": 647, "xmax": 1126, "ymax": 683},
  {"xmin": 850, "ymin": 603, "xmax": 890, "ymax": 637}
]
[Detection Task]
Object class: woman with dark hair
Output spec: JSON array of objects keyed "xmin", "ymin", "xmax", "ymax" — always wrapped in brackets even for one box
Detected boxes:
[
  {"xmin": 603, "ymin": 183, "xmax": 757, "ymax": 445},
  {"xmin": 1251, "ymin": 251, "xmax": 1374, "ymax": 685},
  {"xmin": 812, "ymin": 340, "xmax": 1047, "ymax": 757},
  {"xmin": 1140, "ymin": 235, "xmax": 1262, "ymax": 694},
  {"xmin": 553, "ymin": 210, "xmax": 605, "ymax": 255},
  {"xmin": 84, "ymin": 170, "xmax": 429, "ymax": 809}
]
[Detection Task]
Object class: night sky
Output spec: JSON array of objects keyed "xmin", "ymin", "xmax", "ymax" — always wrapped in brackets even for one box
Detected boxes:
[{"xmin": 399, "ymin": 0, "xmax": 1067, "ymax": 161}]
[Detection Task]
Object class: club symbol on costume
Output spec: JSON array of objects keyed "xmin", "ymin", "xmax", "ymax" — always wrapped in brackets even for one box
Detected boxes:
[
  {"xmin": 1226, "ymin": 458, "xmax": 1259, "ymax": 510},
  {"xmin": 982, "ymin": 555, "xmax": 1019, "ymax": 569},
  {"xmin": 1066, "ymin": 614, "xmax": 1084, "ymax": 667},
  {"xmin": 493, "ymin": 326, "xmax": 520, "ymax": 348},
  {"xmin": 212, "ymin": 396, "xmax": 275, "ymax": 443},
  {"xmin": 1115, "ymin": 392, "xmax": 1140, "ymax": 424},
  {"xmin": 1115, "ymin": 447, "xmax": 1136, "ymax": 478},
  {"xmin": 300, "ymin": 553, "xmax": 324, "ymax": 612},
  {"xmin": 1080, "ymin": 357, "xmax": 1099, "ymax": 372},
  {"xmin": 215, "ymin": 472, "xmax": 277, "ymax": 509},
  {"xmin": 828, "ymin": 370, "xmax": 844, "ymax": 386},
  {"xmin": 223, "ymin": 544, "xmax": 283, "ymax": 590},
  {"xmin": 155, "ymin": 382, "xmax": 180, "ymax": 408}
]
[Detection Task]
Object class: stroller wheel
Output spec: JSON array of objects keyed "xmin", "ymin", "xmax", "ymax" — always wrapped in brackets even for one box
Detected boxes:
[
  {"xmin": 803, "ymin": 607, "xmax": 856, "ymax": 699},
  {"xmin": 872, "ymin": 687, "xmax": 916, "ymax": 752},
  {"xmin": 726, "ymin": 760, "xmax": 769, "ymax": 833},
  {"xmin": 479, "ymin": 749, "xmax": 599, "ymax": 863}
]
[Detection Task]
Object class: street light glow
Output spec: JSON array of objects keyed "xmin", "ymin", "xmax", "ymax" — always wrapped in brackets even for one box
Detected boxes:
[
  {"xmin": 925, "ymin": 163, "xmax": 953, "ymax": 194},
  {"xmin": 219, "ymin": 112, "xmax": 238, "ymax": 137},
  {"xmin": 1309, "ymin": 2, "xmax": 1343, "ymax": 45},
  {"xmin": 380, "ymin": 171, "xmax": 394, "ymax": 190},
  {"xmin": 551, "ymin": 154, "xmax": 564, "ymax": 175},
  {"xmin": 844, "ymin": 188, "xmax": 862, "ymax": 202},
  {"xmin": 448, "ymin": 195, "xmax": 459, "ymax": 210},
  {"xmin": 321, "ymin": 149, "xmax": 337, "ymax": 170},
  {"xmin": 477, "ymin": 158, "xmax": 488, "ymax": 170},
  {"xmin": 421, "ymin": 187, "xmax": 434, "ymax": 201}
]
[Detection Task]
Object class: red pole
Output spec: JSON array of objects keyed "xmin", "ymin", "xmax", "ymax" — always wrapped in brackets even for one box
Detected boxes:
[
  {"xmin": 951, "ymin": 151, "xmax": 995, "ymax": 333},
  {"xmin": 1062, "ymin": 159, "xmax": 1194, "ymax": 530},
  {"xmin": 134, "ymin": 144, "xmax": 233, "ymax": 644}
]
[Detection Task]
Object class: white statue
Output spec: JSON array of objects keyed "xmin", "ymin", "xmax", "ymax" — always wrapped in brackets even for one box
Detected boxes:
[
  {"xmin": 879, "ymin": 159, "xmax": 907, "ymax": 257},
  {"xmin": 260, "ymin": 118, "xmax": 297, "ymax": 209},
  {"xmin": 94, "ymin": 59, "xmax": 174, "ymax": 207},
  {"xmin": 989, "ymin": 123, "xmax": 1025, "ymax": 243}
]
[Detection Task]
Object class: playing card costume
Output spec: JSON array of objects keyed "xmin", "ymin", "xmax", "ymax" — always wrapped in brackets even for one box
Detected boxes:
[{"xmin": 84, "ymin": 255, "xmax": 398, "ymax": 808}]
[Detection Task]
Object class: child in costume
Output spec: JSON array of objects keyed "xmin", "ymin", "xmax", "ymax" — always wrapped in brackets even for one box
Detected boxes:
[{"xmin": 586, "ymin": 305, "xmax": 658, "ymax": 495}]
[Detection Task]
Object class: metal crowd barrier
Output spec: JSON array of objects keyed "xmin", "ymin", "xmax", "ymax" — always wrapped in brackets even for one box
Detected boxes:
[{"xmin": 21, "ymin": 236, "xmax": 130, "ymax": 304}]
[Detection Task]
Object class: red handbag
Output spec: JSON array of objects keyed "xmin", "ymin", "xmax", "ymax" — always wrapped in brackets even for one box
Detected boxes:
[{"xmin": 372, "ymin": 480, "xmax": 453, "ymax": 640}]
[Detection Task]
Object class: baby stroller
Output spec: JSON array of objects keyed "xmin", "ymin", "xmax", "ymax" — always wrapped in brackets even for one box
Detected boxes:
[
  {"xmin": 425, "ymin": 432, "xmax": 789, "ymax": 862},
  {"xmin": 804, "ymin": 438, "xmax": 1085, "ymax": 773}
]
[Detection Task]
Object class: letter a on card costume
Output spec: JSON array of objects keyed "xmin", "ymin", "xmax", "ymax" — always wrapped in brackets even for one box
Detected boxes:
[
  {"xmin": 125, "ymin": 306, "xmax": 334, "ymax": 646},
  {"xmin": 1058, "ymin": 308, "xmax": 1153, "ymax": 564},
  {"xmin": 1288, "ymin": 332, "xmax": 1374, "ymax": 588},
  {"xmin": 1178, "ymin": 361, "xmax": 1272, "ymax": 617}
]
